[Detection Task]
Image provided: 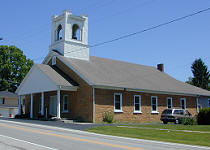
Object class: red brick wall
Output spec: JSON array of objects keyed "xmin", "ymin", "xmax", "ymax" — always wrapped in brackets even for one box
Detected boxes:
[
  {"xmin": 52, "ymin": 58, "xmax": 93, "ymax": 122},
  {"xmin": 95, "ymin": 88, "xmax": 197, "ymax": 123}
]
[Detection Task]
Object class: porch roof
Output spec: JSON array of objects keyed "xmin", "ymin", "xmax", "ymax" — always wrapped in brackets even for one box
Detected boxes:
[{"xmin": 16, "ymin": 64, "xmax": 77, "ymax": 95}]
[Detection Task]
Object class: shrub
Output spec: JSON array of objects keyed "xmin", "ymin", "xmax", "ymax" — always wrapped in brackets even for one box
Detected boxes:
[
  {"xmin": 103, "ymin": 111, "xmax": 114, "ymax": 123},
  {"xmin": 197, "ymin": 108, "xmax": 210, "ymax": 125},
  {"xmin": 182, "ymin": 117, "xmax": 197, "ymax": 125}
]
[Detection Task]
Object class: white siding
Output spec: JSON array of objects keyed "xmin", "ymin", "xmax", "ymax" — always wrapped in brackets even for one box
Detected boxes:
[{"xmin": 17, "ymin": 65, "xmax": 57, "ymax": 95}]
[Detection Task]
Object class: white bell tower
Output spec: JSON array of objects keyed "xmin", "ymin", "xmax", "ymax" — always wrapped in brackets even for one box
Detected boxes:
[{"xmin": 50, "ymin": 10, "xmax": 89, "ymax": 61}]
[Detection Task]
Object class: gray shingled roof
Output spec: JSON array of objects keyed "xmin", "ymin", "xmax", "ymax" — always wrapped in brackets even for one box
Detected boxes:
[
  {"xmin": 0, "ymin": 91, "xmax": 17, "ymax": 98},
  {"xmin": 56, "ymin": 55, "xmax": 210, "ymax": 97},
  {"xmin": 36, "ymin": 64, "xmax": 73, "ymax": 87}
]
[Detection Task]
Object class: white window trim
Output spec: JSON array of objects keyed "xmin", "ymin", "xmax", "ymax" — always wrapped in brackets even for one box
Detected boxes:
[
  {"xmin": 52, "ymin": 56, "xmax": 56, "ymax": 65},
  {"xmin": 167, "ymin": 97, "xmax": 173, "ymax": 109},
  {"xmin": 151, "ymin": 96, "xmax": 159, "ymax": 113},
  {"xmin": 114, "ymin": 93, "xmax": 123, "ymax": 112},
  {"xmin": 180, "ymin": 98, "xmax": 186, "ymax": 109},
  {"xmin": 208, "ymin": 99, "xmax": 210, "ymax": 107},
  {"xmin": 134, "ymin": 95, "xmax": 142, "ymax": 113},
  {"xmin": 62, "ymin": 95, "xmax": 68, "ymax": 113}
]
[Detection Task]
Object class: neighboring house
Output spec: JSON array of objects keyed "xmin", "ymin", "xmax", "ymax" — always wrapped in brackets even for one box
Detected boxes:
[
  {"xmin": 16, "ymin": 10, "xmax": 210, "ymax": 122},
  {"xmin": 0, "ymin": 91, "xmax": 18, "ymax": 118},
  {"xmin": 197, "ymin": 96, "xmax": 210, "ymax": 112}
]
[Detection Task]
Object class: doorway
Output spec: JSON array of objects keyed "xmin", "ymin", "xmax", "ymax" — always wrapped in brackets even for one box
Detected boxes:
[{"xmin": 49, "ymin": 95, "xmax": 57, "ymax": 116}]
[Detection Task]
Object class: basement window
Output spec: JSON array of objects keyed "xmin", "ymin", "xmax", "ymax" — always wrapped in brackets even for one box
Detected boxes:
[
  {"xmin": 114, "ymin": 93, "xmax": 122, "ymax": 112},
  {"xmin": 134, "ymin": 95, "xmax": 141, "ymax": 113},
  {"xmin": 151, "ymin": 96, "xmax": 158, "ymax": 113}
]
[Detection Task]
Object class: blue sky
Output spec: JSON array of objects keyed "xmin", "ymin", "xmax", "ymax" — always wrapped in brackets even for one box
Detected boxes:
[{"xmin": 0, "ymin": 0, "xmax": 210, "ymax": 82}]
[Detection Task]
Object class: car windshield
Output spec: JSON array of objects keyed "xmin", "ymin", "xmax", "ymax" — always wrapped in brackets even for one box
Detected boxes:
[
  {"xmin": 174, "ymin": 110, "xmax": 184, "ymax": 115},
  {"xmin": 162, "ymin": 109, "xmax": 172, "ymax": 114}
]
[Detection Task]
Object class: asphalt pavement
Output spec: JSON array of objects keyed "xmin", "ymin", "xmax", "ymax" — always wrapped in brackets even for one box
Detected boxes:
[{"xmin": 0, "ymin": 119, "xmax": 209, "ymax": 150}]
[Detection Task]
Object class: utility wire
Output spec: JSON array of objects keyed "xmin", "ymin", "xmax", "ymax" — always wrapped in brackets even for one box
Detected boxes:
[
  {"xmin": 27, "ymin": 7, "xmax": 210, "ymax": 61},
  {"xmin": 60, "ymin": 7, "xmax": 210, "ymax": 56},
  {"xmin": 90, "ymin": 7, "xmax": 210, "ymax": 48}
]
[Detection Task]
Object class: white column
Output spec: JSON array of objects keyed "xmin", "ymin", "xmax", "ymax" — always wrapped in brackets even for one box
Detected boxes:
[
  {"xmin": 18, "ymin": 95, "xmax": 22, "ymax": 115},
  {"xmin": 41, "ymin": 92, "xmax": 44, "ymax": 116},
  {"xmin": 30, "ymin": 94, "xmax": 33, "ymax": 119},
  {"xmin": 57, "ymin": 90, "xmax": 61, "ymax": 119}
]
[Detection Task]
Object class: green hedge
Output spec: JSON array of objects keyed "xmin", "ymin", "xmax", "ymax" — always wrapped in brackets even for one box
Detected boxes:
[
  {"xmin": 182, "ymin": 117, "xmax": 197, "ymax": 125},
  {"xmin": 197, "ymin": 108, "xmax": 210, "ymax": 125}
]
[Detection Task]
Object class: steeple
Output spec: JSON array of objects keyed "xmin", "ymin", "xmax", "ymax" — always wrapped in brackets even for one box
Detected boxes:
[{"xmin": 49, "ymin": 10, "xmax": 89, "ymax": 61}]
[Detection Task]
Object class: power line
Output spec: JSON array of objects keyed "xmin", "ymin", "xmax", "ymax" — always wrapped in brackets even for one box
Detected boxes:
[
  {"xmin": 90, "ymin": 7, "xmax": 210, "ymax": 48},
  {"xmin": 62, "ymin": 7, "xmax": 210, "ymax": 56},
  {"xmin": 19, "ymin": 7, "xmax": 210, "ymax": 62}
]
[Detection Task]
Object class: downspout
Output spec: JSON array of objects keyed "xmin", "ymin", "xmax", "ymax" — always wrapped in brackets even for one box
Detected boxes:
[
  {"xmin": 196, "ymin": 95, "xmax": 200, "ymax": 113},
  {"xmin": 92, "ymin": 86, "xmax": 95, "ymax": 123}
]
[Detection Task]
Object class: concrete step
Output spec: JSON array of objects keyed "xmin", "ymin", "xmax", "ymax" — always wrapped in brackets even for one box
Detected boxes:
[{"xmin": 61, "ymin": 119, "xmax": 74, "ymax": 123}]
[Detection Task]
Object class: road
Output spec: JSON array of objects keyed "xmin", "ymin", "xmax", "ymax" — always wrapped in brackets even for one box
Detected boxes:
[{"xmin": 0, "ymin": 119, "xmax": 209, "ymax": 150}]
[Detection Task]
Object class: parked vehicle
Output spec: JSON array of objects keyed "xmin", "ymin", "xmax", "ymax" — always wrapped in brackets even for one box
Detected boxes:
[{"xmin": 160, "ymin": 109, "xmax": 192, "ymax": 124}]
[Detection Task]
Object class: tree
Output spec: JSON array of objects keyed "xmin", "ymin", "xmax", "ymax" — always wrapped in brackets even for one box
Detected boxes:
[
  {"xmin": 0, "ymin": 45, "xmax": 33, "ymax": 92},
  {"xmin": 185, "ymin": 77, "xmax": 193, "ymax": 85},
  {"xmin": 190, "ymin": 58, "xmax": 210, "ymax": 90}
]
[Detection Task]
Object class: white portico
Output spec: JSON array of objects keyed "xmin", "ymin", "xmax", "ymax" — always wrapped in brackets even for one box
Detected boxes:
[{"xmin": 16, "ymin": 64, "xmax": 77, "ymax": 119}]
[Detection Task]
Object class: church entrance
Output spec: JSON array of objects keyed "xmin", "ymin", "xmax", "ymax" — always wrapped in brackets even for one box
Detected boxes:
[{"xmin": 49, "ymin": 95, "xmax": 57, "ymax": 116}]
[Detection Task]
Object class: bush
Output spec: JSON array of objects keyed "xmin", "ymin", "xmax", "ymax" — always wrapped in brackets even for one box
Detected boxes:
[
  {"xmin": 182, "ymin": 117, "xmax": 197, "ymax": 125},
  {"xmin": 103, "ymin": 111, "xmax": 114, "ymax": 123},
  {"xmin": 197, "ymin": 108, "xmax": 210, "ymax": 125}
]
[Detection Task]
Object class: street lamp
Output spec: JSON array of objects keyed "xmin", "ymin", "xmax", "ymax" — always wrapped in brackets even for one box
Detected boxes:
[{"xmin": 0, "ymin": 37, "xmax": 3, "ymax": 40}]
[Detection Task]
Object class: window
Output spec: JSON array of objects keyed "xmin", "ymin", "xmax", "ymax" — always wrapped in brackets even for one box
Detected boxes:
[
  {"xmin": 151, "ymin": 96, "xmax": 158, "ymax": 113},
  {"xmin": 180, "ymin": 98, "xmax": 186, "ymax": 109},
  {"xmin": 38, "ymin": 102, "xmax": 41, "ymax": 113},
  {"xmin": 0, "ymin": 98, "xmax": 2, "ymax": 104},
  {"xmin": 173, "ymin": 109, "xmax": 184, "ymax": 115},
  {"xmin": 56, "ymin": 24, "xmax": 63, "ymax": 41},
  {"xmin": 72, "ymin": 24, "xmax": 81, "ymax": 41},
  {"xmin": 208, "ymin": 99, "xmax": 210, "ymax": 107},
  {"xmin": 167, "ymin": 97, "xmax": 172, "ymax": 109},
  {"xmin": 0, "ymin": 98, "xmax": 4, "ymax": 104},
  {"xmin": 52, "ymin": 56, "xmax": 56, "ymax": 65},
  {"xmin": 63, "ymin": 95, "xmax": 68, "ymax": 112},
  {"xmin": 134, "ymin": 95, "xmax": 141, "ymax": 113},
  {"xmin": 162, "ymin": 109, "xmax": 172, "ymax": 114},
  {"xmin": 114, "ymin": 93, "xmax": 122, "ymax": 112}
]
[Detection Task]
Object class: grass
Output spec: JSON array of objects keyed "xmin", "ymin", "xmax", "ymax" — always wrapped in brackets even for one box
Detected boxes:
[
  {"xmin": 87, "ymin": 124, "xmax": 210, "ymax": 147},
  {"xmin": 130, "ymin": 124, "xmax": 210, "ymax": 132}
]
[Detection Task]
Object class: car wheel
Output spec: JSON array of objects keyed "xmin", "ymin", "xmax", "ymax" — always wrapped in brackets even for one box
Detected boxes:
[
  {"xmin": 175, "ymin": 119, "xmax": 179, "ymax": 124},
  {"xmin": 163, "ymin": 121, "xmax": 168, "ymax": 124}
]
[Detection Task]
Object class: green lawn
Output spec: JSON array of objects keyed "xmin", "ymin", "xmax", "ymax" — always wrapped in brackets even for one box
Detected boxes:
[
  {"xmin": 129, "ymin": 124, "xmax": 210, "ymax": 132},
  {"xmin": 87, "ymin": 124, "xmax": 210, "ymax": 147}
]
